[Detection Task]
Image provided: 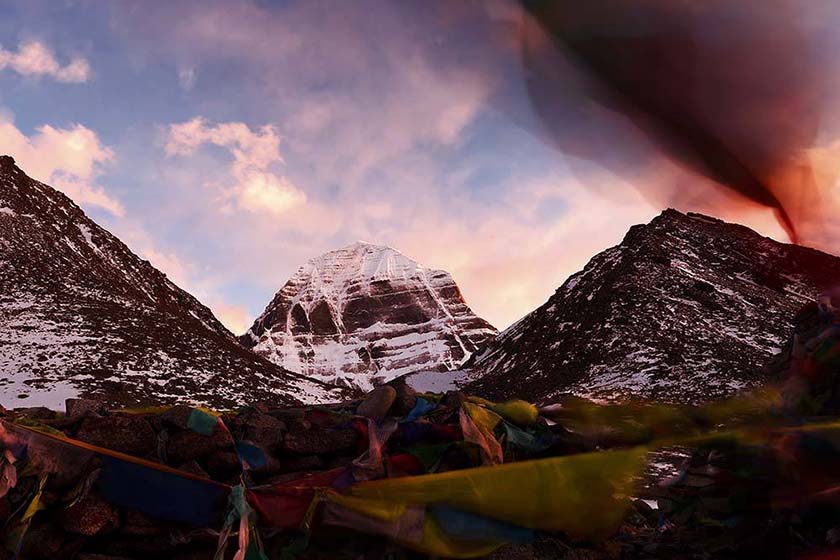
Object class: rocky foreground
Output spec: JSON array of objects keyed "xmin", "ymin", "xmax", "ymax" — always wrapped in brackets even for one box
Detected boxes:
[
  {"xmin": 2, "ymin": 296, "xmax": 840, "ymax": 559},
  {"xmin": 0, "ymin": 155, "xmax": 344, "ymax": 409},
  {"xmin": 0, "ymin": 382, "xmax": 604, "ymax": 559}
]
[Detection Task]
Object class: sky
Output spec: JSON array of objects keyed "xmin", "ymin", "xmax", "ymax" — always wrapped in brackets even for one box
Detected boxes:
[{"xmin": 0, "ymin": 0, "xmax": 823, "ymax": 333}]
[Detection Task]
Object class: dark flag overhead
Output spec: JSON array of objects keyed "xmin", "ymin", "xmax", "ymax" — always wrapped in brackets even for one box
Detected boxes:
[{"xmin": 518, "ymin": 0, "xmax": 831, "ymax": 243}]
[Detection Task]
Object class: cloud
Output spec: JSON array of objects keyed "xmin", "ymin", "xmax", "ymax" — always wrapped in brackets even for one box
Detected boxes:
[
  {"xmin": 209, "ymin": 301, "xmax": 252, "ymax": 335},
  {"xmin": 0, "ymin": 116, "xmax": 123, "ymax": 215},
  {"xmin": 0, "ymin": 41, "xmax": 91, "ymax": 82},
  {"xmin": 177, "ymin": 65, "xmax": 197, "ymax": 91},
  {"xmin": 109, "ymin": 0, "xmax": 805, "ymax": 332},
  {"xmin": 382, "ymin": 175, "xmax": 660, "ymax": 329},
  {"xmin": 165, "ymin": 117, "xmax": 306, "ymax": 215},
  {"xmin": 110, "ymin": 1, "xmax": 494, "ymax": 182}
]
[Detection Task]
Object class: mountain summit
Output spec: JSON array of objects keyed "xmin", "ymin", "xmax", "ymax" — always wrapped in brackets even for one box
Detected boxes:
[
  {"xmin": 0, "ymin": 156, "xmax": 342, "ymax": 409},
  {"xmin": 240, "ymin": 241, "xmax": 497, "ymax": 390},
  {"xmin": 466, "ymin": 209, "xmax": 840, "ymax": 404}
]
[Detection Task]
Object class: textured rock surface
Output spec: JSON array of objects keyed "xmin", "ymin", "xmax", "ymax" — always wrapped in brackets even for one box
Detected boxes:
[
  {"xmin": 241, "ymin": 241, "xmax": 497, "ymax": 390},
  {"xmin": 76, "ymin": 416, "xmax": 156, "ymax": 456},
  {"xmin": 466, "ymin": 209, "xmax": 840, "ymax": 404},
  {"xmin": 59, "ymin": 493, "xmax": 119, "ymax": 536},
  {"xmin": 0, "ymin": 156, "xmax": 348, "ymax": 409},
  {"xmin": 282, "ymin": 427, "xmax": 359, "ymax": 455},
  {"xmin": 355, "ymin": 385, "xmax": 397, "ymax": 419}
]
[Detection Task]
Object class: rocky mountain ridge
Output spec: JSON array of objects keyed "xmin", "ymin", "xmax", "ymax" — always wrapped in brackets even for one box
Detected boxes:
[
  {"xmin": 466, "ymin": 209, "xmax": 840, "ymax": 404},
  {"xmin": 0, "ymin": 155, "xmax": 345, "ymax": 409}
]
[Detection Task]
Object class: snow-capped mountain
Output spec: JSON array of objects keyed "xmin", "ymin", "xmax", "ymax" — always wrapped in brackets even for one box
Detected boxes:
[
  {"xmin": 0, "ymin": 156, "xmax": 345, "ymax": 409},
  {"xmin": 465, "ymin": 209, "xmax": 840, "ymax": 404},
  {"xmin": 240, "ymin": 242, "xmax": 498, "ymax": 390}
]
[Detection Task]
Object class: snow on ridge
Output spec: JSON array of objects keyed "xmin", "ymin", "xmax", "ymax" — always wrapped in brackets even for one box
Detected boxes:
[
  {"xmin": 0, "ymin": 157, "xmax": 344, "ymax": 410},
  {"xmin": 245, "ymin": 242, "xmax": 497, "ymax": 391},
  {"xmin": 466, "ymin": 208, "xmax": 840, "ymax": 405}
]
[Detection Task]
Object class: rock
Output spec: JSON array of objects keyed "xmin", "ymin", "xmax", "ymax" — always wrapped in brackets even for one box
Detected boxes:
[
  {"xmin": 276, "ymin": 455, "xmax": 324, "ymax": 474},
  {"xmin": 356, "ymin": 386, "xmax": 397, "ymax": 420},
  {"xmin": 249, "ymin": 455, "xmax": 283, "ymax": 477},
  {"xmin": 0, "ymin": 495, "xmax": 9, "ymax": 524},
  {"xmin": 119, "ymin": 509, "xmax": 168, "ymax": 537},
  {"xmin": 160, "ymin": 405, "xmax": 195, "ymax": 430},
  {"xmin": 60, "ymin": 492, "xmax": 119, "ymax": 536},
  {"xmin": 76, "ymin": 416, "xmax": 155, "ymax": 456},
  {"xmin": 233, "ymin": 411, "xmax": 286, "ymax": 450},
  {"xmin": 20, "ymin": 524, "xmax": 79, "ymax": 559},
  {"xmin": 175, "ymin": 460, "xmax": 210, "ymax": 479},
  {"xmin": 169, "ymin": 550, "xmax": 222, "ymax": 560},
  {"xmin": 387, "ymin": 379, "xmax": 417, "ymax": 417},
  {"xmin": 264, "ymin": 471, "xmax": 312, "ymax": 485},
  {"xmin": 269, "ymin": 408, "xmax": 307, "ymax": 423},
  {"xmin": 203, "ymin": 451, "xmax": 241, "ymax": 480},
  {"xmin": 101, "ymin": 535, "xmax": 192, "ymax": 556},
  {"xmin": 290, "ymin": 418, "xmax": 312, "ymax": 432},
  {"xmin": 166, "ymin": 431, "xmax": 220, "ymax": 464},
  {"xmin": 283, "ymin": 428, "xmax": 359, "ymax": 455},
  {"xmin": 483, "ymin": 543, "xmax": 535, "ymax": 560},
  {"xmin": 66, "ymin": 398, "xmax": 104, "ymax": 418},
  {"xmin": 15, "ymin": 406, "xmax": 57, "ymax": 420},
  {"xmin": 632, "ymin": 499, "xmax": 657, "ymax": 523},
  {"xmin": 327, "ymin": 455, "xmax": 356, "ymax": 469},
  {"xmin": 443, "ymin": 390, "xmax": 466, "ymax": 409}
]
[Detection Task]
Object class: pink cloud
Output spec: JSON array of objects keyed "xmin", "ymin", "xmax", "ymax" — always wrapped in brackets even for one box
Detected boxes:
[
  {"xmin": 385, "ymin": 177, "xmax": 659, "ymax": 329},
  {"xmin": 106, "ymin": 1, "xmax": 820, "ymax": 331},
  {"xmin": 0, "ymin": 41, "xmax": 90, "ymax": 82},
  {"xmin": 165, "ymin": 117, "xmax": 306, "ymax": 215},
  {"xmin": 0, "ymin": 115, "xmax": 122, "ymax": 215}
]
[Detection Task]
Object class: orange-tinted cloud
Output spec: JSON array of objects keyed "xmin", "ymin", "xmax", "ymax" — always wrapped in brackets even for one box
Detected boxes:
[
  {"xmin": 165, "ymin": 117, "xmax": 306, "ymax": 215},
  {"xmin": 0, "ymin": 115, "xmax": 122, "ymax": 215},
  {"xmin": 0, "ymin": 41, "xmax": 90, "ymax": 82}
]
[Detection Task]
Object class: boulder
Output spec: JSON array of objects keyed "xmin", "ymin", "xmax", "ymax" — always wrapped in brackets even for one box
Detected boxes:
[
  {"xmin": 249, "ymin": 454, "xmax": 283, "ymax": 477},
  {"xmin": 0, "ymin": 495, "xmax": 9, "ymax": 524},
  {"xmin": 276, "ymin": 455, "xmax": 324, "ymax": 474},
  {"xmin": 203, "ymin": 451, "xmax": 241, "ymax": 480},
  {"xmin": 283, "ymin": 428, "xmax": 358, "ymax": 455},
  {"xmin": 356, "ymin": 386, "xmax": 397, "ymax": 420},
  {"xmin": 21, "ymin": 523, "xmax": 79, "ymax": 559},
  {"xmin": 66, "ymin": 398, "xmax": 105, "ymax": 418},
  {"xmin": 232, "ymin": 411, "xmax": 286, "ymax": 450},
  {"xmin": 387, "ymin": 379, "xmax": 417, "ymax": 417},
  {"xmin": 15, "ymin": 406, "xmax": 57, "ymax": 420},
  {"xmin": 60, "ymin": 492, "xmax": 119, "ymax": 536},
  {"xmin": 160, "ymin": 405, "xmax": 195, "ymax": 430},
  {"xmin": 166, "ymin": 430, "xmax": 226, "ymax": 464},
  {"xmin": 120, "ymin": 509, "xmax": 168, "ymax": 537},
  {"xmin": 76, "ymin": 416, "xmax": 155, "ymax": 456},
  {"xmin": 175, "ymin": 460, "xmax": 210, "ymax": 479},
  {"xmin": 443, "ymin": 390, "xmax": 466, "ymax": 409},
  {"xmin": 269, "ymin": 408, "xmax": 307, "ymax": 423}
]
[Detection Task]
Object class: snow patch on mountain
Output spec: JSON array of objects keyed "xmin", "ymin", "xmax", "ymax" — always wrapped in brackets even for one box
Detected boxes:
[
  {"xmin": 466, "ymin": 209, "xmax": 840, "ymax": 404},
  {"xmin": 0, "ymin": 155, "xmax": 348, "ymax": 409},
  {"xmin": 242, "ymin": 242, "xmax": 497, "ymax": 391}
]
